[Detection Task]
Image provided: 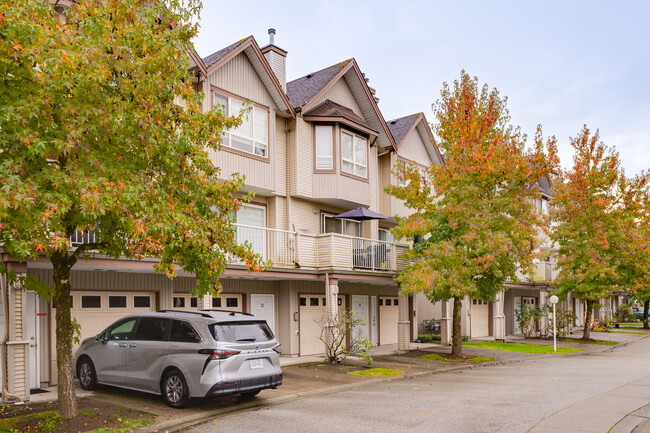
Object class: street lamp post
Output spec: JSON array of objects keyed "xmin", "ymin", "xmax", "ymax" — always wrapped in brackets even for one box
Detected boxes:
[{"xmin": 550, "ymin": 295, "xmax": 559, "ymax": 352}]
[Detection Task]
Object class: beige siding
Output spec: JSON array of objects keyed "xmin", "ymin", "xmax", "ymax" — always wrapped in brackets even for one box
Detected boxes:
[
  {"xmin": 312, "ymin": 78, "xmax": 364, "ymax": 118},
  {"xmin": 398, "ymin": 128, "xmax": 431, "ymax": 165},
  {"xmin": 275, "ymin": 116, "xmax": 288, "ymax": 196},
  {"xmin": 379, "ymin": 154, "xmax": 391, "ymax": 217},
  {"xmin": 312, "ymin": 173, "xmax": 371, "ymax": 207},
  {"xmin": 31, "ymin": 269, "xmax": 181, "ymax": 294},
  {"xmin": 291, "ymin": 198, "xmax": 322, "ymax": 234},
  {"xmin": 295, "ymin": 117, "xmax": 313, "ymax": 196},
  {"xmin": 338, "ymin": 283, "xmax": 398, "ymax": 296},
  {"xmin": 208, "ymin": 52, "xmax": 276, "ymax": 109}
]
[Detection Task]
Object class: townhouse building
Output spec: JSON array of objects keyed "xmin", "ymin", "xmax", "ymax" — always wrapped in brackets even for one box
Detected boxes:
[{"xmin": 0, "ymin": 30, "xmax": 443, "ymax": 400}]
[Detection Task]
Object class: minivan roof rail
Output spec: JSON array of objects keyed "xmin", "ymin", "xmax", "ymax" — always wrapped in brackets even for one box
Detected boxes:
[
  {"xmin": 200, "ymin": 309, "xmax": 254, "ymax": 317},
  {"xmin": 156, "ymin": 310, "xmax": 214, "ymax": 318}
]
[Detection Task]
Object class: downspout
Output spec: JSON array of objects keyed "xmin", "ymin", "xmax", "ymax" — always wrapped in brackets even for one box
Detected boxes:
[
  {"xmin": 1, "ymin": 271, "xmax": 20, "ymax": 402},
  {"xmin": 285, "ymin": 117, "xmax": 293, "ymax": 233}
]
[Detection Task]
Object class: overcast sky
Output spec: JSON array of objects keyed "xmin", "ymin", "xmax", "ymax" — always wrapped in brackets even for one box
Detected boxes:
[{"xmin": 193, "ymin": 0, "xmax": 650, "ymax": 176}]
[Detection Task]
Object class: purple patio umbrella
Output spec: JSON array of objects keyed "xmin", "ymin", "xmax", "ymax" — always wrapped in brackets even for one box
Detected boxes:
[{"xmin": 334, "ymin": 207, "xmax": 388, "ymax": 221}]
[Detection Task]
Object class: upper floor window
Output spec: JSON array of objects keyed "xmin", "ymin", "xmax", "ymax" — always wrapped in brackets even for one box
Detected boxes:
[
  {"xmin": 534, "ymin": 197, "xmax": 550, "ymax": 215},
  {"xmin": 322, "ymin": 213, "xmax": 361, "ymax": 237},
  {"xmin": 378, "ymin": 229, "xmax": 395, "ymax": 243},
  {"xmin": 315, "ymin": 125, "xmax": 334, "ymax": 171},
  {"xmin": 341, "ymin": 130, "xmax": 367, "ymax": 178},
  {"xmin": 213, "ymin": 91, "xmax": 269, "ymax": 158}
]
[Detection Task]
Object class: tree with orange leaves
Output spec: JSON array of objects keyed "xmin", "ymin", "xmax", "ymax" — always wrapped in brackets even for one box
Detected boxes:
[
  {"xmin": 387, "ymin": 71, "xmax": 557, "ymax": 357},
  {"xmin": 0, "ymin": 0, "xmax": 265, "ymax": 416},
  {"xmin": 550, "ymin": 127, "xmax": 649, "ymax": 340}
]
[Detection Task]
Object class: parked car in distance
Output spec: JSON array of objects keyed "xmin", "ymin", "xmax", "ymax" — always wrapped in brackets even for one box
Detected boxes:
[
  {"xmin": 632, "ymin": 306, "xmax": 644, "ymax": 320},
  {"xmin": 74, "ymin": 310, "xmax": 282, "ymax": 408}
]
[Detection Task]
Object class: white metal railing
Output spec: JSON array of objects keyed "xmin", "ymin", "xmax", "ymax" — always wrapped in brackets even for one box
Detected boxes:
[
  {"xmin": 234, "ymin": 224, "xmax": 296, "ymax": 267},
  {"xmin": 351, "ymin": 237, "xmax": 394, "ymax": 271},
  {"xmin": 70, "ymin": 229, "xmax": 96, "ymax": 246}
]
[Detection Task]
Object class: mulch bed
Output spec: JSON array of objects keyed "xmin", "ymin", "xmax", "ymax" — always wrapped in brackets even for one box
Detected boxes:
[{"xmin": 0, "ymin": 398, "xmax": 155, "ymax": 433}]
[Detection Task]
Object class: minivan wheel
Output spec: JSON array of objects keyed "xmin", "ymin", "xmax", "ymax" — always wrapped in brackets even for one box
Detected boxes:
[
  {"xmin": 77, "ymin": 357, "xmax": 97, "ymax": 390},
  {"xmin": 162, "ymin": 370, "xmax": 189, "ymax": 408},
  {"xmin": 240, "ymin": 390, "xmax": 261, "ymax": 399}
]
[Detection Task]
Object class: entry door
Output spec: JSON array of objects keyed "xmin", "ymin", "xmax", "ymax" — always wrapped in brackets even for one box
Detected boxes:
[
  {"xmin": 370, "ymin": 296, "xmax": 377, "ymax": 345},
  {"xmin": 379, "ymin": 297, "xmax": 399, "ymax": 345},
  {"xmin": 251, "ymin": 294, "xmax": 275, "ymax": 333},
  {"xmin": 351, "ymin": 295, "xmax": 369, "ymax": 340},
  {"xmin": 26, "ymin": 291, "xmax": 39, "ymax": 389}
]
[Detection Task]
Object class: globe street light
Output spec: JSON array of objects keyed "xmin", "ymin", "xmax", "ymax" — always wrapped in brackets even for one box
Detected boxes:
[{"xmin": 550, "ymin": 295, "xmax": 559, "ymax": 352}]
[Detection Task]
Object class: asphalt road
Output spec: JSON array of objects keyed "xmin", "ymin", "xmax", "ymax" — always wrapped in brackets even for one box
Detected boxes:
[{"xmin": 183, "ymin": 338, "xmax": 650, "ymax": 433}]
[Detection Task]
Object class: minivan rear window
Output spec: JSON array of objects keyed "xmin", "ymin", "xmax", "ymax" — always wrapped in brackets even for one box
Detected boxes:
[{"xmin": 209, "ymin": 321, "xmax": 274, "ymax": 343}]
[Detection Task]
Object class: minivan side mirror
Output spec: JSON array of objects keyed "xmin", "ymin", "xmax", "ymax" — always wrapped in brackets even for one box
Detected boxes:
[{"xmin": 96, "ymin": 333, "xmax": 107, "ymax": 344}]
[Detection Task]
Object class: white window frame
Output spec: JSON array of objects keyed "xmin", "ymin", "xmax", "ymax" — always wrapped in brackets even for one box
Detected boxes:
[
  {"xmin": 315, "ymin": 125, "xmax": 334, "ymax": 171},
  {"xmin": 321, "ymin": 213, "xmax": 361, "ymax": 237},
  {"xmin": 378, "ymin": 228, "xmax": 396, "ymax": 244},
  {"xmin": 213, "ymin": 91, "xmax": 269, "ymax": 158},
  {"xmin": 340, "ymin": 130, "xmax": 368, "ymax": 178}
]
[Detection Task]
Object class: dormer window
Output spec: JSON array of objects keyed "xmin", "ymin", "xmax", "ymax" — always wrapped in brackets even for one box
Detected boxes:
[
  {"xmin": 213, "ymin": 90, "xmax": 269, "ymax": 158},
  {"xmin": 341, "ymin": 130, "xmax": 367, "ymax": 179}
]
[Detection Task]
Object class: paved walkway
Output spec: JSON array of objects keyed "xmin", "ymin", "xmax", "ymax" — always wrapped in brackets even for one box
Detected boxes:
[{"xmin": 530, "ymin": 374, "xmax": 650, "ymax": 433}]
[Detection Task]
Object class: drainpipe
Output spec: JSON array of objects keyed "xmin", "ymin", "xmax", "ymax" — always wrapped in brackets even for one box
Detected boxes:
[
  {"xmin": 285, "ymin": 117, "xmax": 293, "ymax": 232},
  {"xmin": 1, "ymin": 271, "xmax": 20, "ymax": 402}
]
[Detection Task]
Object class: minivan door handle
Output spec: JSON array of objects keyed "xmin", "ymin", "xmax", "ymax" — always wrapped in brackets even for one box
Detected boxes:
[
  {"xmin": 118, "ymin": 343, "xmax": 128, "ymax": 348},
  {"xmin": 128, "ymin": 343, "xmax": 137, "ymax": 348}
]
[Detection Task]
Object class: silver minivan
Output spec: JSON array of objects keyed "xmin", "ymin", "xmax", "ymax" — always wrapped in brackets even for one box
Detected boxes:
[{"xmin": 74, "ymin": 310, "xmax": 282, "ymax": 407}]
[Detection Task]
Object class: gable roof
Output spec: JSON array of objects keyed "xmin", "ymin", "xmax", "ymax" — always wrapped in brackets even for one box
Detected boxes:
[
  {"xmin": 387, "ymin": 114, "xmax": 419, "ymax": 146},
  {"xmin": 387, "ymin": 113, "xmax": 444, "ymax": 165},
  {"xmin": 303, "ymin": 99, "xmax": 377, "ymax": 136},
  {"xmin": 287, "ymin": 59, "xmax": 396, "ymax": 151},
  {"xmin": 286, "ymin": 62, "xmax": 349, "ymax": 108},
  {"xmin": 199, "ymin": 36, "xmax": 295, "ymax": 118}
]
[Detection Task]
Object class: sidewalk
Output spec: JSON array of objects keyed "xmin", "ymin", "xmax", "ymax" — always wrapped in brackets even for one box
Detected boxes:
[{"xmin": 26, "ymin": 330, "xmax": 650, "ymax": 433}]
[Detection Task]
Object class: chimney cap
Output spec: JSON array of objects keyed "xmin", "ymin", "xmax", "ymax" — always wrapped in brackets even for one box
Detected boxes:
[{"xmin": 268, "ymin": 28, "xmax": 276, "ymax": 35}]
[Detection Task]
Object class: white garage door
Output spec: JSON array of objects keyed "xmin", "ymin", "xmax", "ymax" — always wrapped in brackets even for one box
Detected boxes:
[
  {"xmin": 299, "ymin": 295, "xmax": 347, "ymax": 356},
  {"xmin": 379, "ymin": 297, "xmax": 399, "ymax": 345},
  {"xmin": 470, "ymin": 299, "xmax": 490, "ymax": 338},
  {"xmin": 210, "ymin": 294, "xmax": 243, "ymax": 312},
  {"xmin": 50, "ymin": 291, "xmax": 157, "ymax": 374}
]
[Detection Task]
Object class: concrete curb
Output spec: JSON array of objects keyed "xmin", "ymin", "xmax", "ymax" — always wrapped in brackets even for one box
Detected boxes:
[{"xmin": 127, "ymin": 333, "xmax": 648, "ymax": 433}]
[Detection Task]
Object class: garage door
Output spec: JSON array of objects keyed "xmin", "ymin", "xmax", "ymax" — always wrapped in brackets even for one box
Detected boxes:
[
  {"xmin": 210, "ymin": 294, "xmax": 243, "ymax": 312},
  {"xmin": 470, "ymin": 299, "xmax": 490, "ymax": 338},
  {"xmin": 299, "ymin": 295, "xmax": 347, "ymax": 356},
  {"xmin": 50, "ymin": 291, "xmax": 157, "ymax": 370},
  {"xmin": 379, "ymin": 297, "xmax": 399, "ymax": 345}
]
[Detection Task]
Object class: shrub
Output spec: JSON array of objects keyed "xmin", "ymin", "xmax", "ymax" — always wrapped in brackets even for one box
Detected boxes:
[
  {"xmin": 515, "ymin": 303, "xmax": 547, "ymax": 338},
  {"xmin": 316, "ymin": 310, "xmax": 373, "ymax": 365}
]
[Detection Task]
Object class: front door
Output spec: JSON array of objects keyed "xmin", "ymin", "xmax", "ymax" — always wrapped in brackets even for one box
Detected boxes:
[
  {"xmin": 26, "ymin": 291, "xmax": 39, "ymax": 389},
  {"xmin": 351, "ymin": 295, "xmax": 369, "ymax": 341},
  {"xmin": 251, "ymin": 294, "xmax": 275, "ymax": 333}
]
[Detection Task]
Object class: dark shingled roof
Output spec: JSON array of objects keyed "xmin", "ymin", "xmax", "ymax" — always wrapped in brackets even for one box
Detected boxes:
[
  {"xmin": 303, "ymin": 100, "xmax": 376, "ymax": 133},
  {"xmin": 538, "ymin": 175, "xmax": 553, "ymax": 196},
  {"xmin": 286, "ymin": 60, "xmax": 352, "ymax": 108},
  {"xmin": 202, "ymin": 38, "xmax": 248, "ymax": 69},
  {"xmin": 386, "ymin": 114, "xmax": 420, "ymax": 146}
]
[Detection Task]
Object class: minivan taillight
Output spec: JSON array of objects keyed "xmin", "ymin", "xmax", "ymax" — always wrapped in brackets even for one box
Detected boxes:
[
  {"xmin": 272, "ymin": 344, "xmax": 282, "ymax": 354},
  {"xmin": 198, "ymin": 349, "xmax": 241, "ymax": 360}
]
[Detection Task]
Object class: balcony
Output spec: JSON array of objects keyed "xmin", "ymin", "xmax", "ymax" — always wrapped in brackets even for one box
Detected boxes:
[
  {"xmin": 70, "ymin": 229, "xmax": 96, "ymax": 246},
  {"xmin": 233, "ymin": 224, "xmax": 408, "ymax": 273},
  {"xmin": 514, "ymin": 261, "xmax": 558, "ymax": 284}
]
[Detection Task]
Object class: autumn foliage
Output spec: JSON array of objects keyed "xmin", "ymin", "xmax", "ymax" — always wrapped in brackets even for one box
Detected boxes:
[
  {"xmin": 387, "ymin": 71, "xmax": 557, "ymax": 356},
  {"xmin": 551, "ymin": 127, "xmax": 650, "ymax": 339},
  {"xmin": 0, "ymin": 0, "xmax": 264, "ymax": 416}
]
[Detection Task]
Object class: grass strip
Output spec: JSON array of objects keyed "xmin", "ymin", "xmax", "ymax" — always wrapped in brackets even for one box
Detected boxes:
[
  {"xmin": 463, "ymin": 341, "xmax": 581, "ymax": 354},
  {"xmin": 610, "ymin": 330, "xmax": 646, "ymax": 335},
  {"xmin": 348, "ymin": 368, "xmax": 404, "ymax": 377},
  {"xmin": 563, "ymin": 338, "xmax": 618, "ymax": 345},
  {"xmin": 417, "ymin": 353, "xmax": 497, "ymax": 363}
]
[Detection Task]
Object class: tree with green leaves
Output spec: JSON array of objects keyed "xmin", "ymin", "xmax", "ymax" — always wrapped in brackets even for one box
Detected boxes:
[
  {"xmin": 0, "ymin": 0, "xmax": 263, "ymax": 416},
  {"xmin": 387, "ymin": 71, "xmax": 556, "ymax": 357},
  {"xmin": 550, "ymin": 127, "xmax": 648, "ymax": 340}
]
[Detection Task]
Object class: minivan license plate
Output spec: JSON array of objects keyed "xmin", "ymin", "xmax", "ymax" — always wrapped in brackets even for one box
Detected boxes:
[{"xmin": 250, "ymin": 359, "xmax": 263, "ymax": 369}]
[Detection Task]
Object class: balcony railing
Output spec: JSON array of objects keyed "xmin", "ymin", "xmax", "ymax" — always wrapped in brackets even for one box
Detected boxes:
[
  {"xmin": 234, "ymin": 224, "xmax": 297, "ymax": 267},
  {"xmin": 514, "ymin": 261, "xmax": 558, "ymax": 284},
  {"xmin": 232, "ymin": 225, "xmax": 407, "ymax": 272},
  {"xmin": 70, "ymin": 229, "xmax": 96, "ymax": 246}
]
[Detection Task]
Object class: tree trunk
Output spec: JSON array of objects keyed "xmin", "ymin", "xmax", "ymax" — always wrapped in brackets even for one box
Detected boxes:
[
  {"xmin": 582, "ymin": 299, "xmax": 593, "ymax": 340},
  {"xmin": 451, "ymin": 296, "xmax": 463, "ymax": 357},
  {"xmin": 644, "ymin": 300, "xmax": 649, "ymax": 330},
  {"xmin": 52, "ymin": 252, "xmax": 78, "ymax": 417}
]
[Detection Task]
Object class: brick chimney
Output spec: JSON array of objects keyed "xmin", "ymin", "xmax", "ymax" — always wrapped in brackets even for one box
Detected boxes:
[{"xmin": 260, "ymin": 28, "xmax": 287, "ymax": 92}]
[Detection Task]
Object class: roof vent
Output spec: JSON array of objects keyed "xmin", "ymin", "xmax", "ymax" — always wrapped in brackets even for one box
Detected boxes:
[
  {"xmin": 306, "ymin": 73, "xmax": 314, "ymax": 79},
  {"xmin": 268, "ymin": 28, "xmax": 276, "ymax": 45}
]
